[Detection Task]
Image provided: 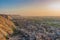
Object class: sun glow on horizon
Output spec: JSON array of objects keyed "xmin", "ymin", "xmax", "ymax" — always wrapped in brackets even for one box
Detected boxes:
[
  {"xmin": 0, "ymin": 1, "xmax": 60, "ymax": 16},
  {"xmin": 48, "ymin": 2, "xmax": 60, "ymax": 10}
]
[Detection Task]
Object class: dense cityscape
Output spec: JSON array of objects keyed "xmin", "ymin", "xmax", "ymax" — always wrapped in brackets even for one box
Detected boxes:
[
  {"xmin": 0, "ymin": 0, "xmax": 60, "ymax": 40},
  {"xmin": 8, "ymin": 15, "xmax": 60, "ymax": 40}
]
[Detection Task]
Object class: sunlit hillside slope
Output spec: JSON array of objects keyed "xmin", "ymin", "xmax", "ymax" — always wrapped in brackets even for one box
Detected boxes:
[{"xmin": 0, "ymin": 14, "xmax": 16, "ymax": 40}]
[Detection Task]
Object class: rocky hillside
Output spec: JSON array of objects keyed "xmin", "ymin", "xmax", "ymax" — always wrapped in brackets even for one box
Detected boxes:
[{"xmin": 0, "ymin": 15, "xmax": 16, "ymax": 40}]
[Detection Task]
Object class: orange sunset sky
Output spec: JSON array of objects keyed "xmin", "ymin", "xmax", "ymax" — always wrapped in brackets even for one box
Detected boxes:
[{"xmin": 0, "ymin": 0, "xmax": 60, "ymax": 16}]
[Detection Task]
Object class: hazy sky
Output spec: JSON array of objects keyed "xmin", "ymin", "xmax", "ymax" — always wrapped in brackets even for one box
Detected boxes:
[{"xmin": 0, "ymin": 0, "xmax": 60, "ymax": 16}]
